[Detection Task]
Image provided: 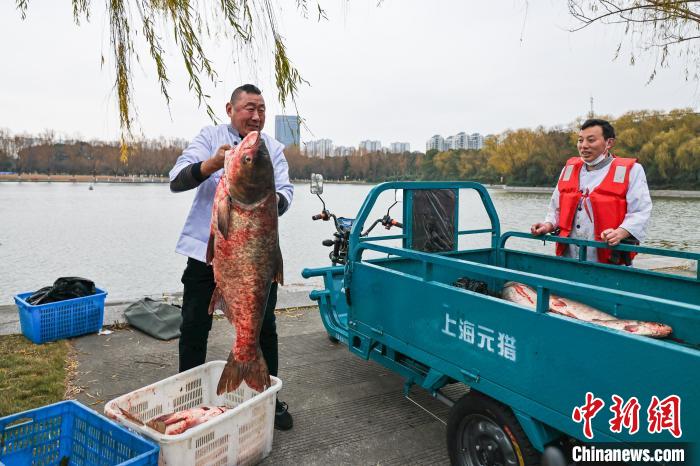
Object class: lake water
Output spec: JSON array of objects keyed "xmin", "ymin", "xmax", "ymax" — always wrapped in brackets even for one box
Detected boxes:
[{"xmin": 1, "ymin": 182, "xmax": 698, "ymax": 305}]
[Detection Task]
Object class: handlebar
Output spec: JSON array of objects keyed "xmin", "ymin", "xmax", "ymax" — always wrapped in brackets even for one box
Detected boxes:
[
  {"xmin": 313, "ymin": 203, "xmax": 403, "ymax": 267},
  {"xmin": 312, "ymin": 210, "xmax": 332, "ymax": 221},
  {"xmin": 361, "ymin": 215, "xmax": 403, "ymax": 236}
]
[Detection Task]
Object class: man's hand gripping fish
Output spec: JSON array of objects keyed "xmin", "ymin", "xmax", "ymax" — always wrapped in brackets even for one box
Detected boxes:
[{"xmin": 207, "ymin": 131, "xmax": 283, "ymax": 395}]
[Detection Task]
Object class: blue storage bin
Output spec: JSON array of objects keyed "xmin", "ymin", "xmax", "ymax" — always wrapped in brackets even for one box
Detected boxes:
[
  {"xmin": 14, "ymin": 288, "xmax": 107, "ymax": 344},
  {"xmin": 0, "ymin": 400, "xmax": 158, "ymax": 465}
]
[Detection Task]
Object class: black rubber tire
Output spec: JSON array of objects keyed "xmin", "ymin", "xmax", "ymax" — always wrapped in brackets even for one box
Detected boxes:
[
  {"xmin": 447, "ymin": 390, "xmax": 540, "ymax": 466},
  {"xmin": 328, "ymin": 335, "xmax": 339, "ymax": 344}
]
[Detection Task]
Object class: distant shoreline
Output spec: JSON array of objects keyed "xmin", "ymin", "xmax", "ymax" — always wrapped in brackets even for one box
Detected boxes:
[
  {"xmin": 0, "ymin": 174, "xmax": 168, "ymax": 183},
  {"xmin": 2, "ymin": 175, "xmax": 698, "ymax": 198}
]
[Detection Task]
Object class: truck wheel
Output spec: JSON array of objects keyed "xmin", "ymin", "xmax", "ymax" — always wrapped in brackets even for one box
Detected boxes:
[
  {"xmin": 328, "ymin": 335, "xmax": 339, "ymax": 343},
  {"xmin": 447, "ymin": 391, "xmax": 539, "ymax": 466}
]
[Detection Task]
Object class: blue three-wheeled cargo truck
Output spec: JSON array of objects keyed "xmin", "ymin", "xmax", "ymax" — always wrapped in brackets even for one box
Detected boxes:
[{"xmin": 302, "ymin": 180, "xmax": 699, "ymax": 466}]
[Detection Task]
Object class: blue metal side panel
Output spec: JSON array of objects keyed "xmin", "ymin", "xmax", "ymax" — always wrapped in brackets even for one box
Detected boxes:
[
  {"xmin": 502, "ymin": 250, "xmax": 699, "ymax": 306},
  {"xmin": 502, "ymin": 250, "xmax": 700, "ymax": 345},
  {"xmin": 349, "ymin": 261, "xmax": 700, "ymax": 445}
]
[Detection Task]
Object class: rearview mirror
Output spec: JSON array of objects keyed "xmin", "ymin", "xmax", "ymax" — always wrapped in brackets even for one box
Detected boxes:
[{"xmin": 310, "ymin": 173, "xmax": 324, "ymax": 194}]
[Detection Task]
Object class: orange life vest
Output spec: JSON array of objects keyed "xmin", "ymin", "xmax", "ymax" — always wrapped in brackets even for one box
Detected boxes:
[{"xmin": 556, "ymin": 155, "xmax": 637, "ymax": 264}]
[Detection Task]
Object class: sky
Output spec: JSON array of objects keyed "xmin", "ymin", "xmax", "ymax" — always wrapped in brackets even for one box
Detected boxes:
[{"xmin": 1, "ymin": 1, "xmax": 698, "ymax": 152}]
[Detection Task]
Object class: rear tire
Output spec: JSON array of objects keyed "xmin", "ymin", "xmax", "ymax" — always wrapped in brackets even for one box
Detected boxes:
[
  {"xmin": 447, "ymin": 390, "xmax": 540, "ymax": 466},
  {"xmin": 328, "ymin": 335, "xmax": 339, "ymax": 343}
]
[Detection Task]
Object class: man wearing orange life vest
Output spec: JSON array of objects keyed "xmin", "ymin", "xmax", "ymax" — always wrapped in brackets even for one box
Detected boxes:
[{"xmin": 530, "ymin": 119, "xmax": 652, "ymax": 265}]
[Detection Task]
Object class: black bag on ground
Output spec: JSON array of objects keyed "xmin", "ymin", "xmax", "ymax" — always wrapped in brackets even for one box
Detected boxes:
[
  {"xmin": 26, "ymin": 277, "xmax": 97, "ymax": 305},
  {"xmin": 124, "ymin": 298, "xmax": 183, "ymax": 340}
]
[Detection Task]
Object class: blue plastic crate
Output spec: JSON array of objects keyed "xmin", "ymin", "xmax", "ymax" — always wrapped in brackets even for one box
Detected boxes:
[
  {"xmin": 0, "ymin": 400, "xmax": 158, "ymax": 466},
  {"xmin": 14, "ymin": 288, "xmax": 108, "ymax": 344}
]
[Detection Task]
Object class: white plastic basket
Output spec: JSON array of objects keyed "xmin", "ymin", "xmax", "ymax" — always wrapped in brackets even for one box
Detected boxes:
[{"xmin": 104, "ymin": 360, "xmax": 282, "ymax": 466}]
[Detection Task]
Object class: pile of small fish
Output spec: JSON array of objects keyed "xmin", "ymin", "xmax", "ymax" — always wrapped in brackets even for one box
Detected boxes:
[
  {"xmin": 117, "ymin": 405, "xmax": 230, "ymax": 435},
  {"xmin": 145, "ymin": 406, "xmax": 229, "ymax": 435},
  {"xmin": 501, "ymin": 281, "xmax": 673, "ymax": 338}
]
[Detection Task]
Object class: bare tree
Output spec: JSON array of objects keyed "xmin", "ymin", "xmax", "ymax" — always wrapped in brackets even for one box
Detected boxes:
[
  {"xmin": 568, "ymin": 1, "xmax": 700, "ymax": 81},
  {"xmin": 15, "ymin": 1, "xmax": 324, "ymax": 161}
]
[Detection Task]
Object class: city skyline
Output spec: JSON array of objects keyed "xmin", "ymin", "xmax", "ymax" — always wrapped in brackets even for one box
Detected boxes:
[
  {"xmin": 427, "ymin": 132, "xmax": 485, "ymax": 152},
  {"xmin": 302, "ymin": 136, "xmax": 413, "ymax": 157}
]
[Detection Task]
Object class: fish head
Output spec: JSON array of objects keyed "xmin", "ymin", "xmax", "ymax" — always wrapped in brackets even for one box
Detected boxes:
[{"xmin": 224, "ymin": 131, "xmax": 274, "ymax": 203}]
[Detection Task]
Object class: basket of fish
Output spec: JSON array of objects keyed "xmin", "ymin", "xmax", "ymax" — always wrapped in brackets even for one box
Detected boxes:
[
  {"xmin": 0, "ymin": 400, "xmax": 159, "ymax": 466},
  {"xmin": 104, "ymin": 360, "xmax": 282, "ymax": 466}
]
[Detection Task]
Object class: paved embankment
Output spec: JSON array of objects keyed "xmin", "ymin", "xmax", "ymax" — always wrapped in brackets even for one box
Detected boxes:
[
  {"xmin": 71, "ymin": 305, "xmax": 458, "ymax": 465},
  {"xmin": 1, "ymin": 259, "xmax": 695, "ymax": 464}
]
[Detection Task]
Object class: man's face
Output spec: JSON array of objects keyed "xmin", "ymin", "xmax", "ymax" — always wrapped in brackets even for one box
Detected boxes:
[
  {"xmin": 226, "ymin": 92, "xmax": 266, "ymax": 137},
  {"xmin": 577, "ymin": 125, "xmax": 613, "ymax": 163}
]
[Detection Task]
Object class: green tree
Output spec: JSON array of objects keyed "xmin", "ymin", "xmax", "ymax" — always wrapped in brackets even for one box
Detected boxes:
[{"xmin": 485, "ymin": 129, "xmax": 539, "ymax": 183}]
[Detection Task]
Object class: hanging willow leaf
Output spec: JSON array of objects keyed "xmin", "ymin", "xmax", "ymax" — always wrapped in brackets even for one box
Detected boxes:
[
  {"xmin": 568, "ymin": 1, "xmax": 700, "ymax": 85},
  {"xmin": 16, "ymin": 0, "xmax": 324, "ymax": 162}
]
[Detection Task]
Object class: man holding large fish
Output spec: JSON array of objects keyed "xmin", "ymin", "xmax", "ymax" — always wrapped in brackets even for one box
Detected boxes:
[
  {"xmin": 169, "ymin": 84, "xmax": 294, "ymax": 430},
  {"xmin": 531, "ymin": 119, "xmax": 652, "ymax": 265}
]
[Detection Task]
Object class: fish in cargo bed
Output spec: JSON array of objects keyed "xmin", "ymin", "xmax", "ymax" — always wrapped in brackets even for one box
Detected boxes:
[
  {"xmin": 501, "ymin": 281, "xmax": 672, "ymax": 338},
  {"xmin": 207, "ymin": 131, "xmax": 283, "ymax": 395}
]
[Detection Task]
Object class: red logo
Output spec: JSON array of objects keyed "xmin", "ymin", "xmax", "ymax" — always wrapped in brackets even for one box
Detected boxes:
[
  {"xmin": 648, "ymin": 395, "xmax": 682, "ymax": 438},
  {"xmin": 572, "ymin": 393, "xmax": 683, "ymax": 440},
  {"xmin": 609, "ymin": 395, "xmax": 640, "ymax": 435},
  {"xmin": 572, "ymin": 392, "xmax": 605, "ymax": 439}
]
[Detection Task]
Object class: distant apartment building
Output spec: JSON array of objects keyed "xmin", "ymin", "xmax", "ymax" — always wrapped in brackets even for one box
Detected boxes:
[
  {"xmin": 358, "ymin": 140, "xmax": 382, "ymax": 154},
  {"xmin": 334, "ymin": 145, "xmax": 356, "ymax": 157},
  {"xmin": 304, "ymin": 139, "xmax": 333, "ymax": 158},
  {"xmin": 428, "ymin": 131, "xmax": 484, "ymax": 151},
  {"xmin": 426, "ymin": 134, "xmax": 445, "ymax": 152},
  {"xmin": 274, "ymin": 115, "xmax": 300, "ymax": 147},
  {"xmin": 389, "ymin": 142, "xmax": 410, "ymax": 154},
  {"xmin": 454, "ymin": 132, "xmax": 468, "ymax": 150},
  {"xmin": 468, "ymin": 133, "xmax": 485, "ymax": 150}
]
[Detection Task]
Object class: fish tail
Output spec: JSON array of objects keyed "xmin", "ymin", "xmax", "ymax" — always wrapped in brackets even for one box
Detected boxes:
[
  {"xmin": 216, "ymin": 351, "xmax": 271, "ymax": 395},
  {"xmin": 208, "ymin": 286, "xmax": 227, "ymax": 316}
]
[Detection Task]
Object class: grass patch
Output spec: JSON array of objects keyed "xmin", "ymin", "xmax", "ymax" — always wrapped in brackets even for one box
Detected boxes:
[{"xmin": 0, "ymin": 335, "xmax": 69, "ymax": 417}]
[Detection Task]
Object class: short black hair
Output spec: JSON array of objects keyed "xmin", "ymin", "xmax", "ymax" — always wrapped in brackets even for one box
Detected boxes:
[
  {"xmin": 230, "ymin": 84, "xmax": 262, "ymax": 104},
  {"xmin": 581, "ymin": 118, "xmax": 615, "ymax": 139}
]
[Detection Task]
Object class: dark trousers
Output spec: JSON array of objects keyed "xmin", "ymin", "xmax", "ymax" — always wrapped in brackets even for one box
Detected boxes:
[{"xmin": 179, "ymin": 257, "xmax": 279, "ymax": 376}]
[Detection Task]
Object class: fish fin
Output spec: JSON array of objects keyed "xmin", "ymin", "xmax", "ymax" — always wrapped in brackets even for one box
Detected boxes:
[
  {"xmin": 206, "ymin": 232, "xmax": 215, "ymax": 264},
  {"xmin": 119, "ymin": 407, "xmax": 144, "ymax": 425},
  {"xmin": 216, "ymin": 351, "xmax": 271, "ymax": 395},
  {"xmin": 274, "ymin": 244, "xmax": 284, "ymax": 285},
  {"xmin": 208, "ymin": 287, "xmax": 227, "ymax": 316},
  {"xmin": 217, "ymin": 197, "xmax": 232, "ymax": 238},
  {"xmin": 146, "ymin": 419, "xmax": 166, "ymax": 434}
]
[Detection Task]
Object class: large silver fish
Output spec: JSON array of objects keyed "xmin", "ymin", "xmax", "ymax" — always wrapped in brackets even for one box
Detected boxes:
[
  {"xmin": 207, "ymin": 131, "xmax": 283, "ymax": 395},
  {"xmin": 501, "ymin": 281, "xmax": 672, "ymax": 338}
]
